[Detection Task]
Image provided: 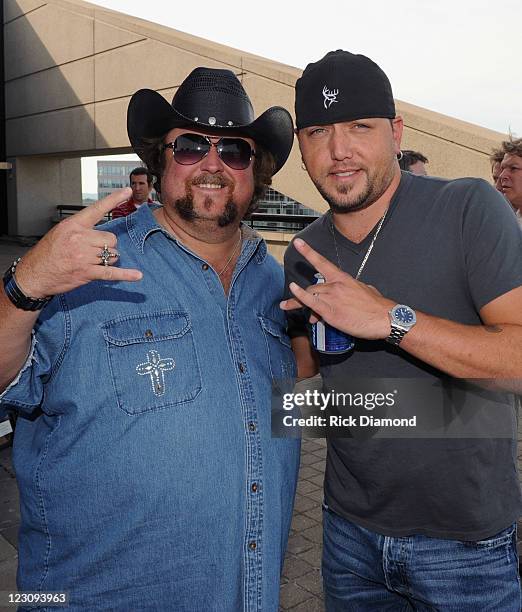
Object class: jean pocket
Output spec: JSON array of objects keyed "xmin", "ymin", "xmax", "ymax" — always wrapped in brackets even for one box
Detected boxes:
[
  {"xmin": 462, "ymin": 523, "xmax": 516, "ymax": 549},
  {"xmin": 258, "ymin": 314, "xmax": 297, "ymax": 382},
  {"xmin": 102, "ymin": 310, "xmax": 202, "ymax": 415}
]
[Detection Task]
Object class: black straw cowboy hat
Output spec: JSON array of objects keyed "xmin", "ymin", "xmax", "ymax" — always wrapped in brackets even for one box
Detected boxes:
[{"xmin": 127, "ymin": 67, "xmax": 294, "ymax": 175}]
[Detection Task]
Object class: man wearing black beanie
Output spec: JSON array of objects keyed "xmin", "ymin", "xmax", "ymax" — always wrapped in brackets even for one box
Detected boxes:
[{"xmin": 282, "ymin": 50, "xmax": 522, "ymax": 610}]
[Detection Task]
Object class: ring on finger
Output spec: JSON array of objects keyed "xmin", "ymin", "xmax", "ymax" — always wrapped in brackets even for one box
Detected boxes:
[{"xmin": 98, "ymin": 244, "xmax": 119, "ymax": 266}]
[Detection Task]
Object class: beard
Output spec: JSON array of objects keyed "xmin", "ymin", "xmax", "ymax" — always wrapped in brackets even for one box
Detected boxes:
[
  {"xmin": 174, "ymin": 174, "xmax": 240, "ymax": 227},
  {"xmin": 314, "ymin": 158, "xmax": 397, "ymax": 214},
  {"xmin": 174, "ymin": 194, "xmax": 239, "ymax": 227}
]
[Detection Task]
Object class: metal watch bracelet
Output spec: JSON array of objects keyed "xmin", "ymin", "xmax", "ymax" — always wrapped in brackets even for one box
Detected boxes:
[{"xmin": 386, "ymin": 326, "xmax": 408, "ymax": 346}]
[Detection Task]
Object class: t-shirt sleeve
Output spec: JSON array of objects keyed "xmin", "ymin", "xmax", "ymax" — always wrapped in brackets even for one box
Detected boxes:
[
  {"xmin": 283, "ymin": 240, "xmax": 317, "ymax": 338},
  {"xmin": 461, "ymin": 180, "xmax": 522, "ymax": 310},
  {"xmin": 0, "ymin": 295, "xmax": 68, "ymax": 416}
]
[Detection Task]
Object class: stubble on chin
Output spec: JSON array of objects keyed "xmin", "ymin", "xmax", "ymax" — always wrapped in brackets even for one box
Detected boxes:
[
  {"xmin": 313, "ymin": 174, "xmax": 374, "ymax": 214},
  {"xmin": 314, "ymin": 161, "xmax": 396, "ymax": 214}
]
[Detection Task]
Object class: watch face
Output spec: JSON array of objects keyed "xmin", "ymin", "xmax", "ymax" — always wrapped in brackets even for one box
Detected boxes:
[{"xmin": 393, "ymin": 305, "xmax": 416, "ymax": 325}]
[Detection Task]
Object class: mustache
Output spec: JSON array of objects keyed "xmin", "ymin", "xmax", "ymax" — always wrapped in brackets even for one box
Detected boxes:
[{"xmin": 190, "ymin": 174, "xmax": 233, "ymax": 188}]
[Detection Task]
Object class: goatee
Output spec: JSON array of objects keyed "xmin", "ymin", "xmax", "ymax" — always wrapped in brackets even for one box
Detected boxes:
[
  {"xmin": 174, "ymin": 194, "xmax": 239, "ymax": 227},
  {"xmin": 173, "ymin": 174, "xmax": 239, "ymax": 227}
]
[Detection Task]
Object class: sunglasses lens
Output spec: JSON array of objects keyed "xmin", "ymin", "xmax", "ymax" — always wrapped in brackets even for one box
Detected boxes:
[
  {"xmin": 173, "ymin": 134, "xmax": 209, "ymax": 165},
  {"xmin": 171, "ymin": 134, "xmax": 253, "ymax": 169},
  {"xmin": 218, "ymin": 138, "xmax": 253, "ymax": 170}
]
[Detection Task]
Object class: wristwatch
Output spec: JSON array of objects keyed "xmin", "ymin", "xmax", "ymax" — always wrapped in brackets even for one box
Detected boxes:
[
  {"xmin": 3, "ymin": 258, "xmax": 51, "ymax": 311},
  {"xmin": 386, "ymin": 304, "xmax": 417, "ymax": 346}
]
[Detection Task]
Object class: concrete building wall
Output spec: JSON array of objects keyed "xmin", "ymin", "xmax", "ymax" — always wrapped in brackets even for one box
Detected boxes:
[
  {"xmin": 3, "ymin": 0, "xmax": 508, "ymax": 235},
  {"xmin": 6, "ymin": 156, "xmax": 81, "ymax": 235}
]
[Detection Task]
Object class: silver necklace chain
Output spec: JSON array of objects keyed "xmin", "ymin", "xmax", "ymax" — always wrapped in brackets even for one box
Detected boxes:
[
  {"xmin": 218, "ymin": 231, "xmax": 242, "ymax": 276},
  {"xmin": 329, "ymin": 208, "xmax": 388, "ymax": 280}
]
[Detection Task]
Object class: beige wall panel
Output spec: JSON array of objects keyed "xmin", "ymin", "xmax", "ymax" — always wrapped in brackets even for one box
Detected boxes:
[
  {"xmin": 401, "ymin": 127, "xmax": 493, "ymax": 181},
  {"xmin": 94, "ymin": 87, "xmax": 177, "ymax": 151},
  {"xmin": 6, "ymin": 57, "xmax": 94, "ymax": 119},
  {"xmin": 4, "ymin": 0, "xmax": 46, "ymax": 23},
  {"xmin": 242, "ymin": 56, "xmax": 300, "ymax": 89},
  {"xmin": 242, "ymin": 73, "xmax": 294, "ymax": 117},
  {"xmin": 94, "ymin": 20, "xmax": 145, "ymax": 55},
  {"xmin": 42, "ymin": 0, "xmax": 94, "ymax": 18},
  {"xmin": 94, "ymin": 40, "xmax": 229, "ymax": 102},
  {"xmin": 93, "ymin": 97, "xmax": 130, "ymax": 150},
  {"xmin": 262, "ymin": 231, "xmax": 297, "ymax": 265},
  {"xmin": 6, "ymin": 104, "xmax": 96, "ymax": 156},
  {"xmin": 5, "ymin": 3, "xmax": 93, "ymax": 80},
  {"xmin": 398, "ymin": 101, "xmax": 505, "ymax": 154},
  {"xmin": 123, "ymin": 24, "xmax": 245, "ymax": 72}
]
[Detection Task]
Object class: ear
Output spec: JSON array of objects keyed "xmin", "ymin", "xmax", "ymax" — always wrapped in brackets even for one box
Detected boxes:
[{"xmin": 391, "ymin": 116, "xmax": 404, "ymax": 154}]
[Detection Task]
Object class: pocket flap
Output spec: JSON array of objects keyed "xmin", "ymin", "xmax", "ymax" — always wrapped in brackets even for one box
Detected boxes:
[
  {"xmin": 258, "ymin": 315, "xmax": 291, "ymax": 348},
  {"xmin": 102, "ymin": 311, "xmax": 190, "ymax": 346}
]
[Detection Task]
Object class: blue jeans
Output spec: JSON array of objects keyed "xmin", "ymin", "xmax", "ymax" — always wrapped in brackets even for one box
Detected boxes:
[{"xmin": 322, "ymin": 506, "xmax": 521, "ymax": 611}]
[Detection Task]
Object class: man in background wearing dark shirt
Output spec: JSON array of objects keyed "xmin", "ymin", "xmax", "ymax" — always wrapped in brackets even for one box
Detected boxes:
[{"xmin": 398, "ymin": 149, "xmax": 428, "ymax": 175}]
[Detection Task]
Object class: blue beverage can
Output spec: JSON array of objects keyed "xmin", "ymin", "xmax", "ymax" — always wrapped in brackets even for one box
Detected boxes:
[{"xmin": 311, "ymin": 273, "xmax": 354, "ymax": 354}]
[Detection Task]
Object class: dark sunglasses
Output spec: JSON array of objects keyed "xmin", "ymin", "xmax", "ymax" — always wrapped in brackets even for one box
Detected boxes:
[{"xmin": 164, "ymin": 133, "xmax": 256, "ymax": 170}]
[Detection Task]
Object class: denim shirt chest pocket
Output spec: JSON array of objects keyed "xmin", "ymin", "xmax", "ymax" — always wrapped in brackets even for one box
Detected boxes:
[
  {"xmin": 258, "ymin": 314, "xmax": 297, "ymax": 382},
  {"xmin": 102, "ymin": 311, "xmax": 202, "ymax": 415}
]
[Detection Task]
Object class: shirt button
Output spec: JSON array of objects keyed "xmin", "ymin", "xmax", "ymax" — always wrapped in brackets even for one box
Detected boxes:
[
  {"xmin": 144, "ymin": 329, "xmax": 153, "ymax": 339},
  {"xmin": 238, "ymin": 363, "xmax": 245, "ymax": 373},
  {"xmin": 202, "ymin": 263, "xmax": 209, "ymax": 270},
  {"xmin": 248, "ymin": 541, "xmax": 257, "ymax": 551},
  {"xmin": 251, "ymin": 483, "xmax": 258, "ymax": 493},
  {"xmin": 248, "ymin": 422, "xmax": 256, "ymax": 432}
]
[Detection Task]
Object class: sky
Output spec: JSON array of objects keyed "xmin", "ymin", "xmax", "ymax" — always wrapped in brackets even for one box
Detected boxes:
[{"xmin": 82, "ymin": 0, "xmax": 522, "ymax": 194}]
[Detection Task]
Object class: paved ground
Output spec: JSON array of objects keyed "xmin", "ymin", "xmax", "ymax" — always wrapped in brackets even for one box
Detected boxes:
[{"xmin": 0, "ymin": 238, "xmax": 34, "ymax": 271}]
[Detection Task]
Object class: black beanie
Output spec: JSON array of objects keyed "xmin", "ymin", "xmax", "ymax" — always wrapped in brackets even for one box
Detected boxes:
[{"xmin": 295, "ymin": 50, "xmax": 395, "ymax": 130}]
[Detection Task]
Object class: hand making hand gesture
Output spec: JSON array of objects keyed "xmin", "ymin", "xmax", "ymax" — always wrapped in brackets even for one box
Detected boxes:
[
  {"xmin": 14, "ymin": 188, "xmax": 143, "ymax": 299},
  {"xmin": 280, "ymin": 238, "xmax": 394, "ymax": 340}
]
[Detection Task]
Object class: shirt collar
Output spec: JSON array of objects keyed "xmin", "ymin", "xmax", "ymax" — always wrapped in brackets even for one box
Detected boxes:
[{"xmin": 126, "ymin": 204, "xmax": 267, "ymax": 264}]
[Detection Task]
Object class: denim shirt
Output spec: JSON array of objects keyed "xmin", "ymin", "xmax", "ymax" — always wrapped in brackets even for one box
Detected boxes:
[{"xmin": 1, "ymin": 205, "xmax": 300, "ymax": 612}]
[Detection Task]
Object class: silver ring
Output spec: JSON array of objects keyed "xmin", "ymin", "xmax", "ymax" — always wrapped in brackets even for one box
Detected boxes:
[{"xmin": 98, "ymin": 244, "xmax": 119, "ymax": 266}]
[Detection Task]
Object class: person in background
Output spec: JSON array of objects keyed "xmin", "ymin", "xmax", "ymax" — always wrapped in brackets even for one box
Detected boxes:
[
  {"xmin": 398, "ymin": 149, "xmax": 428, "ymax": 175},
  {"xmin": 490, "ymin": 148, "xmax": 505, "ymax": 192},
  {"xmin": 111, "ymin": 166, "xmax": 154, "ymax": 218},
  {"xmin": 499, "ymin": 137, "xmax": 522, "ymax": 227}
]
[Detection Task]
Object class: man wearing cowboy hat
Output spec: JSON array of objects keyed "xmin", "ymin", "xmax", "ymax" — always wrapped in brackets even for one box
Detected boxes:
[{"xmin": 0, "ymin": 68, "xmax": 299, "ymax": 611}]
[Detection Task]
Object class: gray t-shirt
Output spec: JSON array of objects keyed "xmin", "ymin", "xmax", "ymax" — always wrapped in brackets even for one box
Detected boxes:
[{"xmin": 284, "ymin": 172, "xmax": 522, "ymax": 540}]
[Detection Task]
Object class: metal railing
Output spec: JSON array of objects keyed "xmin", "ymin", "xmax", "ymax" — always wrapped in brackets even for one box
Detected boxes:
[
  {"xmin": 247, "ymin": 212, "xmax": 319, "ymax": 232},
  {"xmin": 56, "ymin": 206, "xmax": 320, "ymax": 231}
]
